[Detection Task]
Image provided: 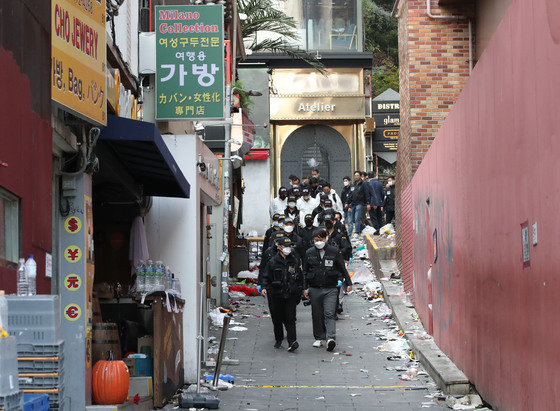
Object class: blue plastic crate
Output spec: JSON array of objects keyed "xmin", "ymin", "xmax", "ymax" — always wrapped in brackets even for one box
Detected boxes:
[{"xmin": 23, "ymin": 393, "xmax": 49, "ymax": 411}]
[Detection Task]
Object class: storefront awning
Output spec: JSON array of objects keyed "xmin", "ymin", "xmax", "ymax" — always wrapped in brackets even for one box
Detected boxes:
[
  {"xmin": 245, "ymin": 149, "xmax": 269, "ymax": 161},
  {"xmin": 99, "ymin": 115, "xmax": 191, "ymax": 198}
]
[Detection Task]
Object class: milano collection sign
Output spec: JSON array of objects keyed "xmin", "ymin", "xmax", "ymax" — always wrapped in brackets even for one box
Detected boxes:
[
  {"xmin": 155, "ymin": 5, "xmax": 224, "ymax": 120},
  {"xmin": 51, "ymin": 0, "xmax": 107, "ymax": 125}
]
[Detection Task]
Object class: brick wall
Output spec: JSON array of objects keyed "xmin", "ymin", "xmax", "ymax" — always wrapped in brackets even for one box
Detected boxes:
[{"xmin": 395, "ymin": 0, "xmax": 472, "ymax": 269}]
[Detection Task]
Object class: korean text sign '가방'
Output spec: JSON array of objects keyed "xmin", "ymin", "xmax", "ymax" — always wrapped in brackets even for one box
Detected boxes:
[
  {"xmin": 156, "ymin": 5, "xmax": 225, "ymax": 120},
  {"xmin": 51, "ymin": 0, "xmax": 107, "ymax": 126}
]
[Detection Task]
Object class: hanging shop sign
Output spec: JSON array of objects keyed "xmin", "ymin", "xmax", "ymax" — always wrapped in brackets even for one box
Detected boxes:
[
  {"xmin": 373, "ymin": 141, "xmax": 398, "ymax": 152},
  {"xmin": 270, "ymin": 96, "xmax": 365, "ymax": 120},
  {"xmin": 372, "ymin": 113, "xmax": 400, "ymax": 127},
  {"xmin": 373, "ymin": 128, "xmax": 399, "ymax": 142},
  {"xmin": 372, "ymin": 101, "xmax": 400, "ymax": 113},
  {"xmin": 155, "ymin": 5, "xmax": 224, "ymax": 120},
  {"xmin": 51, "ymin": 0, "xmax": 107, "ymax": 125}
]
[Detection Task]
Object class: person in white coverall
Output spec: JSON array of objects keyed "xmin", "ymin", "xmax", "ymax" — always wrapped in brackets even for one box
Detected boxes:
[
  {"xmin": 297, "ymin": 186, "xmax": 318, "ymax": 227},
  {"xmin": 269, "ymin": 186, "xmax": 288, "ymax": 218}
]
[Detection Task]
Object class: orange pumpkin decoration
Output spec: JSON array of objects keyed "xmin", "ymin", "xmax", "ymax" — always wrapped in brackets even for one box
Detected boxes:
[{"xmin": 92, "ymin": 351, "xmax": 130, "ymax": 405}]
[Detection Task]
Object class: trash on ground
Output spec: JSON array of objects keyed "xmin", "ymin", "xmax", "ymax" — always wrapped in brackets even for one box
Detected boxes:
[
  {"xmin": 209, "ymin": 307, "xmax": 227, "ymax": 326},
  {"xmin": 230, "ymin": 326, "xmax": 248, "ymax": 332}
]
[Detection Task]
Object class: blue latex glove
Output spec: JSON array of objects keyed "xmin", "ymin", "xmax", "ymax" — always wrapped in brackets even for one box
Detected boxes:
[
  {"xmin": 349, "ymin": 257, "xmax": 354, "ymax": 265},
  {"xmin": 337, "ymin": 280, "xmax": 342, "ymax": 288},
  {"xmin": 257, "ymin": 285, "xmax": 262, "ymax": 293}
]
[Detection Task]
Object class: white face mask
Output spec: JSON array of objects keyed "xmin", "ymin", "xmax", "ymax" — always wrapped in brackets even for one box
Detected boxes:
[
  {"xmin": 284, "ymin": 225, "xmax": 294, "ymax": 233},
  {"xmin": 304, "ymin": 195, "xmax": 310, "ymax": 200},
  {"xmin": 273, "ymin": 221, "xmax": 279, "ymax": 227},
  {"xmin": 314, "ymin": 241, "xmax": 326, "ymax": 249},
  {"xmin": 281, "ymin": 247, "xmax": 292, "ymax": 255},
  {"xmin": 288, "ymin": 202, "xmax": 296, "ymax": 208},
  {"xmin": 343, "ymin": 181, "xmax": 349, "ymax": 187},
  {"xmin": 387, "ymin": 181, "xmax": 393, "ymax": 186}
]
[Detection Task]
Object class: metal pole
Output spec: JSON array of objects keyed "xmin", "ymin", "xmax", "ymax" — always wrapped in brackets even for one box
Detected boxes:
[
  {"xmin": 196, "ymin": 282, "xmax": 205, "ymax": 394},
  {"xmin": 212, "ymin": 314, "xmax": 231, "ymax": 387},
  {"xmin": 220, "ymin": 82, "xmax": 232, "ymax": 309}
]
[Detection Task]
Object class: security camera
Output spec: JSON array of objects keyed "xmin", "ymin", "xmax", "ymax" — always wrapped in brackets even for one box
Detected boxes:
[
  {"xmin": 194, "ymin": 122, "xmax": 205, "ymax": 132},
  {"xmin": 230, "ymin": 155, "xmax": 243, "ymax": 162}
]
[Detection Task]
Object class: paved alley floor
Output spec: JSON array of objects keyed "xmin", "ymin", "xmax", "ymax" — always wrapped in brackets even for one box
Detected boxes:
[{"xmin": 209, "ymin": 282, "xmax": 447, "ymax": 410}]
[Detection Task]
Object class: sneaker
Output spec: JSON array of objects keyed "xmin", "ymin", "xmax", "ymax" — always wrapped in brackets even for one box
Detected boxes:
[
  {"xmin": 326, "ymin": 339, "xmax": 336, "ymax": 352},
  {"xmin": 274, "ymin": 341, "xmax": 282, "ymax": 349},
  {"xmin": 287, "ymin": 341, "xmax": 299, "ymax": 352},
  {"xmin": 312, "ymin": 340, "xmax": 324, "ymax": 348}
]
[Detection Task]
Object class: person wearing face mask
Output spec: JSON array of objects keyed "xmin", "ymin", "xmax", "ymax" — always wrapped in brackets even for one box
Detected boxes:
[
  {"xmin": 284, "ymin": 195, "xmax": 300, "ymax": 226},
  {"xmin": 308, "ymin": 177, "xmax": 321, "ymax": 198},
  {"xmin": 314, "ymin": 198, "xmax": 335, "ymax": 227},
  {"xmin": 299, "ymin": 214, "xmax": 316, "ymax": 250},
  {"xmin": 322, "ymin": 182, "xmax": 344, "ymax": 214},
  {"xmin": 258, "ymin": 232, "xmax": 287, "ymax": 288},
  {"xmin": 291, "ymin": 186, "xmax": 301, "ymax": 200},
  {"xmin": 269, "ymin": 187, "xmax": 289, "ymax": 218},
  {"xmin": 297, "ymin": 187, "xmax": 318, "ymax": 226},
  {"xmin": 303, "ymin": 229, "xmax": 353, "ymax": 351},
  {"xmin": 347, "ymin": 171, "xmax": 367, "ymax": 237},
  {"xmin": 312, "ymin": 195, "xmax": 327, "ymax": 221},
  {"xmin": 341, "ymin": 176, "xmax": 352, "ymax": 222},
  {"xmin": 365, "ymin": 171, "xmax": 384, "ymax": 233},
  {"xmin": 282, "ymin": 218, "xmax": 305, "ymax": 260},
  {"xmin": 383, "ymin": 176, "xmax": 396, "ymax": 225},
  {"xmin": 263, "ymin": 214, "xmax": 282, "ymax": 252},
  {"xmin": 333, "ymin": 212, "xmax": 349, "ymax": 237},
  {"xmin": 260, "ymin": 237, "xmax": 303, "ymax": 351}
]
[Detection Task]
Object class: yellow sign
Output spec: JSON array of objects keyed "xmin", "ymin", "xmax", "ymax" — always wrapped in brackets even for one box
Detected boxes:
[
  {"xmin": 51, "ymin": 0, "xmax": 107, "ymax": 125},
  {"xmin": 64, "ymin": 216, "xmax": 82, "ymax": 234},
  {"xmin": 270, "ymin": 96, "xmax": 365, "ymax": 121},
  {"xmin": 64, "ymin": 303, "xmax": 82, "ymax": 321},
  {"xmin": 64, "ymin": 245, "xmax": 82, "ymax": 263},
  {"xmin": 64, "ymin": 273, "xmax": 82, "ymax": 291}
]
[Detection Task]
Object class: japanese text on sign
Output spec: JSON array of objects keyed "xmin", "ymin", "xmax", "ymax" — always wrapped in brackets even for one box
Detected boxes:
[
  {"xmin": 156, "ymin": 5, "xmax": 224, "ymax": 120},
  {"xmin": 51, "ymin": 0, "xmax": 107, "ymax": 125}
]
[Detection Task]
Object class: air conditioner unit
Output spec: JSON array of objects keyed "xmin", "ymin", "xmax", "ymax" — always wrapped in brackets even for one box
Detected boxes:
[{"xmin": 138, "ymin": 32, "xmax": 156, "ymax": 75}]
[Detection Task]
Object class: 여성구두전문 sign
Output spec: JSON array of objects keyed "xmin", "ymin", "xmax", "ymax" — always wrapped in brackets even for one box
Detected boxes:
[
  {"xmin": 156, "ymin": 5, "xmax": 224, "ymax": 120},
  {"xmin": 51, "ymin": 0, "xmax": 107, "ymax": 125}
]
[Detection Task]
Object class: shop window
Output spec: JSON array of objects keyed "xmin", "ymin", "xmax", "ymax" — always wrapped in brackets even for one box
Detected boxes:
[
  {"xmin": 301, "ymin": 143, "xmax": 330, "ymax": 182},
  {"xmin": 0, "ymin": 187, "xmax": 20, "ymax": 266}
]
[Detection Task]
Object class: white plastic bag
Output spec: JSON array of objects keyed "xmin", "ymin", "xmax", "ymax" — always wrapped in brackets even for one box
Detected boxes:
[{"xmin": 209, "ymin": 308, "xmax": 226, "ymax": 326}]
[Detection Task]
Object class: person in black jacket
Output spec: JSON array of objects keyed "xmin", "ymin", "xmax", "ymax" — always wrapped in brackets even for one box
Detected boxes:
[
  {"xmin": 303, "ymin": 229, "xmax": 353, "ymax": 351},
  {"xmin": 282, "ymin": 218, "xmax": 305, "ymax": 260},
  {"xmin": 333, "ymin": 212, "xmax": 349, "ymax": 237},
  {"xmin": 324, "ymin": 214, "xmax": 352, "ymax": 262},
  {"xmin": 260, "ymin": 237, "xmax": 303, "ymax": 352},
  {"xmin": 263, "ymin": 213, "xmax": 282, "ymax": 252},
  {"xmin": 258, "ymin": 231, "xmax": 287, "ymax": 286},
  {"xmin": 284, "ymin": 195, "xmax": 300, "ymax": 226},
  {"xmin": 299, "ymin": 214, "xmax": 316, "ymax": 250},
  {"xmin": 348, "ymin": 171, "xmax": 367, "ymax": 236},
  {"xmin": 383, "ymin": 176, "xmax": 396, "ymax": 225},
  {"xmin": 341, "ymin": 176, "xmax": 352, "ymax": 222}
]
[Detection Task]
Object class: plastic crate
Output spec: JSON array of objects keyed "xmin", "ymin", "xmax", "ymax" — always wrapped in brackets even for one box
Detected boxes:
[
  {"xmin": 17, "ymin": 341, "xmax": 64, "ymax": 357},
  {"xmin": 0, "ymin": 337, "xmax": 19, "ymax": 396},
  {"xmin": 19, "ymin": 371, "xmax": 63, "ymax": 389},
  {"xmin": 23, "ymin": 393, "xmax": 49, "ymax": 411},
  {"xmin": 0, "ymin": 391, "xmax": 23, "ymax": 411},
  {"xmin": 6, "ymin": 295, "xmax": 61, "ymax": 345},
  {"xmin": 18, "ymin": 356, "xmax": 64, "ymax": 373},
  {"xmin": 24, "ymin": 386, "xmax": 64, "ymax": 410}
]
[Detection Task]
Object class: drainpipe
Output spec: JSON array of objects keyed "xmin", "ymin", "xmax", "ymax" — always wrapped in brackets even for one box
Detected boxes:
[{"xmin": 425, "ymin": 0, "xmax": 473, "ymax": 75}]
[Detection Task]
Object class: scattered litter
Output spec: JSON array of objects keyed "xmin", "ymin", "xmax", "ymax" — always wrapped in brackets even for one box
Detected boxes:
[
  {"xmin": 229, "ymin": 291, "xmax": 247, "ymax": 299},
  {"xmin": 422, "ymin": 401, "xmax": 438, "ymax": 408},
  {"xmin": 350, "ymin": 393, "xmax": 362, "ymax": 397},
  {"xmin": 315, "ymin": 396, "xmax": 325, "ymax": 400},
  {"xmin": 349, "ymin": 267, "xmax": 375, "ymax": 284},
  {"xmin": 237, "ymin": 270, "xmax": 258, "ymax": 280},
  {"xmin": 380, "ymin": 223, "xmax": 395, "ymax": 235},
  {"xmin": 445, "ymin": 394, "xmax": 483, "ymax": 410},
  {"xmin": 360, "ymin": 369, "xmax": 369, "ymax": 374},
  {"xmin": 230, "ymin": 326, "xmax": 248, "ymax": 332},
  {"xmin": 362, "ymin": 226, "xmax": 376, "ymax": 235},
  {"xmin": 209, "ymin": 308, "xmax": 227, "ymax": 326}
]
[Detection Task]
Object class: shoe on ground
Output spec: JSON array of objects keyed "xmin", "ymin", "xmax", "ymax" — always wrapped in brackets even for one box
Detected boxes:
[
  {"xmin": 274, "ymin": 341, "xmax": 282, "ymax": 349},
  {"xmin": 287, "ymin": 341, "xmax": 299, "ymax": 352},
  {"xmin": 312, "ymin": 340, "xmax": 324, "ymax": 348},
  {"xmin": 326, "ymin": 339, "xmax": 336, "ymax": 352}
]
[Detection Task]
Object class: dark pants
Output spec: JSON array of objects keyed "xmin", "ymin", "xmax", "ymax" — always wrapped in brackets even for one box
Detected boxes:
[
  {"xmin": 385, "ymin": 210, "xmax": 395, "ymax": 225},
  {"xmin": 309, "ymin": 287, "xmax": 338, "ymax": 341},
  {"xmin": 267, "ymin": 295, "xmax": 299, "ymax": 344},
  {"xmin": 369, "ymin": 207, "xmax": 383, "ymax": 231}
]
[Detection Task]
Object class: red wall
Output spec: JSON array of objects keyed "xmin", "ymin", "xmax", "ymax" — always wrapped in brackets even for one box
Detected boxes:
[
  {"xmin": 408, "ymin": 0, "xmax": 560, "ymax": 409},
  {"xmin": 0, "ymin": 46, "xmax": 52, "ymax": 294}
]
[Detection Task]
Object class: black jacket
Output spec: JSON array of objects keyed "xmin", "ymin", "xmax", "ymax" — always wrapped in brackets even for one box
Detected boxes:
[
  {"xmin": 311, "ymin": 205, "xmax": 324, "ymax": 219},
  {"xmin": 263, "ymin": 227, "xmax": 282, "ymax": 252},
  {"xmin": 349, "ymin": 181, "xmax": 367, "ymax": 206},
  {"xmin": 262, "ymin": 253, "xmax": 303, "ymax": 298},
  {"xmin": 258, "ymin": 246, "xmax": 278, "ymax": 286},
  {"xmin": 299, "ymin": 226, "xmax": 315, "ymax": 250},
  {"xmin": 383, "ymin": 186, "xmax": 395, "ymax": 212},
  {"xmin": 327, "ymin": 229, "xmax": 352, "ymax": 261},
  {"xmin": 303, "ymin": 245, "xmax": 352, "ymax": 289},
  {"xmin": 285, "ymin": 232, "xmax": 305, "ymax": 261},
  {"xmin": 341, "ymin": 185, "xmax": 351, "ymax": 206}
]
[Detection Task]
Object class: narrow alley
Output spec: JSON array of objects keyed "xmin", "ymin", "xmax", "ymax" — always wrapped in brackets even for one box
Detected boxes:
[{"xmin": 209, "ymin": 257, "xmax": 447, "ymax": 410}]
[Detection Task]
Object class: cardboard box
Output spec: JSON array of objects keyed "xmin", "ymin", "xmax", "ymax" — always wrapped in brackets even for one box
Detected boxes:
[
  {"xmin": 124, "ymin": 357, "xmax": 154, "ymax": 377},
  {"xmin": 137, "ymin": 336, "xmax": 153, "ymax": 357},
  {"xmin": 128, "ymin": 376, "xmax": 153, "ymax": 398}
]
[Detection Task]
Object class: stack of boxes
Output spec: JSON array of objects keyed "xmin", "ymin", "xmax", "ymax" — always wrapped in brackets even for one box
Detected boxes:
[
  {"xmin": 7, "ymin": 295, "xmax": 65, "ymax": 410},
  {"xmin": 0, "ymin": 336, "xmax": 22, "ymax": 410}
]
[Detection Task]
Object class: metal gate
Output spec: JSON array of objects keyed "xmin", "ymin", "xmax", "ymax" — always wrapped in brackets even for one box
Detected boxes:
[{"xmin": 280, "ymin": 125, "xmax": 351, "ymax": 193}]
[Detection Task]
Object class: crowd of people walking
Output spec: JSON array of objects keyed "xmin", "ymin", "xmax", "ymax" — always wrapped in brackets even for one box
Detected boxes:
[{"xmin": 258, "ymin": 169, "xmax": 395, "ymax": 353}]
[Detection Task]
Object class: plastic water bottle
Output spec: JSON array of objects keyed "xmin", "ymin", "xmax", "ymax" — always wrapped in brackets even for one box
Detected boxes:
[
  {"xmin": 145, "ymin": 260, "xmax": 155, "ymax": 294},
  {"xmin": 0, "ymin": 291, "xmax": 8, "ymax": 334},
  {"xmin": 165, "ymin": 266, "xmax": 172, "ymax": 292},
  {"xmin": 155, "ymin": 261, "xmax": 165, "ymax": 292},
  {"xmin": 25, "ymin": 255, "xmax": 37, "ymax": 296},
  {"xmin": 136, "ymin": 261, "xmax": 146, "ymax": 294},
  {"xmin": 16, "ymin": 258, "xmax": 28, "ymax": 296}
]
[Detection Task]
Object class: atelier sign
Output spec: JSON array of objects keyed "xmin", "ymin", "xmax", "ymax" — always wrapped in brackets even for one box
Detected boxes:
[{"xmin": 270, "ymin": 96, "xmax": 365, "ymax": 120}]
